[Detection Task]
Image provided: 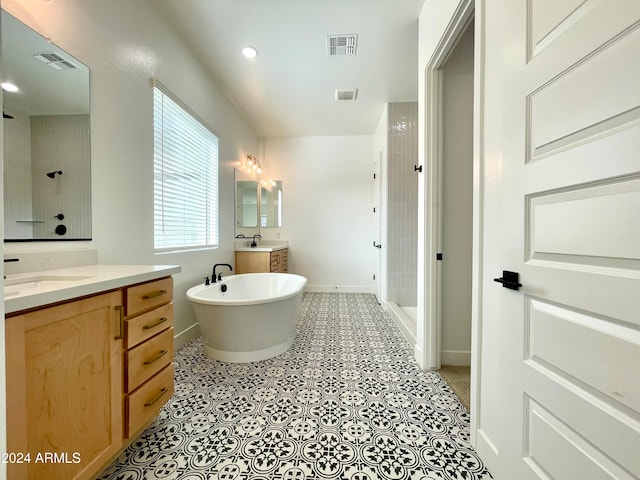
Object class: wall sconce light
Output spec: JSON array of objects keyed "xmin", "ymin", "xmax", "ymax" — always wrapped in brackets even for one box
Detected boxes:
[
  {"xmin": 46, "ymin": 170, "xmax": 63, "ymax": 178},
  {"xmin": 246, "ymin": 154, "xmax": 262, "ymax": 174}
]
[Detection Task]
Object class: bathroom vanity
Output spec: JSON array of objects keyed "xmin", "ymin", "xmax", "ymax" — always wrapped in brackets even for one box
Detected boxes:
[
  {"xmin": 235, "ymin": 243, "xmax": 288, "ymax": 273},
  {"xmin": 4, "ymin": 264, "xmax": 180, "ymax": 480}
]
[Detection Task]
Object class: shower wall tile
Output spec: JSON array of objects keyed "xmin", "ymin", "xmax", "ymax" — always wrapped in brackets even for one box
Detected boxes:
[
  {"xmin": 387, "ymin": 102, "xmax": 418, "ymax": 307},
  {"xmin": 4, "ymin": 112, "xmax": 34, "ymax": 239},
  {"xmin": 31, "ymin": 115, "xmax": 91, "ymax": 239}
]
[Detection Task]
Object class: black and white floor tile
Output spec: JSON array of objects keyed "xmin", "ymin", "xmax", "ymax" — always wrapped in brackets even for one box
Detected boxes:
[{"xmin": 99, "ymin": 292, "xmax": 492, "ymax": 479}]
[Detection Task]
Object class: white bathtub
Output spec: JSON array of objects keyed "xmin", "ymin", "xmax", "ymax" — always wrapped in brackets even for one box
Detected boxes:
[{"xmin": 186, "ymin": 273, "xmax": 307, "ymax": 363}]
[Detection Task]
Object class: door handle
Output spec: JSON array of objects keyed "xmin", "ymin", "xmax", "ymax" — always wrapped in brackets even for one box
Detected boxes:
[
  {"xmin": 373, "ymin": 241, "xmax": 382, "ymax": 249},
  {"xmin": 493, "ymin": 270, "xmax": 522, "ymax": 290}
]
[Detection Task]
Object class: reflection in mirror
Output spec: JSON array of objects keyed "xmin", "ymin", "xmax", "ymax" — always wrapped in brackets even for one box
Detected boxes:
[
  {"xmin": 2, "ymin": 10, "xmax": 91, "ymax": 241},
  {"xmin": 235, "ymin": 169, "xmax": 259, "ymax": 235},
  {"xmin": 261, "ymin": 180, "xmax": 283, "ymax": 228}
]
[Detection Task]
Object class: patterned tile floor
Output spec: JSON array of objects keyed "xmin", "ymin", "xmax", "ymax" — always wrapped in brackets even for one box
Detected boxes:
[{"xmin": 99, "ymin": 292, "xmax": 492, "ymax": 479}]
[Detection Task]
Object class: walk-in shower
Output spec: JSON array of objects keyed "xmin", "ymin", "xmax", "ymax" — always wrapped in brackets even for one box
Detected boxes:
[{"xmin": 386, "ymin": 102, "xmax": 418, "ymax": 343}]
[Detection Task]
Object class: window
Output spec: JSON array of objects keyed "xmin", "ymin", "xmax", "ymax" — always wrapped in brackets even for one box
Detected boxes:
[{"xmin": 153, "ymin": 84, "xmax": 219, "ymax": 252}]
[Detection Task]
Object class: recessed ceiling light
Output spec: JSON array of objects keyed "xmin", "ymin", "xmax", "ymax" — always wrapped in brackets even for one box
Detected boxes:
[
  {"xmin": 242, "ymin": 46, "xmax": 258, "ymax": 59},
  {"xmin": 1, "ymin": 82, "xmax": 19, "ymax": 92}
]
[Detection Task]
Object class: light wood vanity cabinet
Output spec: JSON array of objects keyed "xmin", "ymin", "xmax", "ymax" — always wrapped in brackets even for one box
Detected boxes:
[
  {"xmin": 5, "ymin": 275, "xmax": 175, "ymax": 480},
  {"xmin": 236, "ymin": 248, "xmax": 288, "ymax": 273},
  {"xmin": 123, "ymin": 277, "xmax": 175, "ymax": 438},
  {"xmin": 5, "ymin": 291, "xmax": 124, "ymax": 480}
]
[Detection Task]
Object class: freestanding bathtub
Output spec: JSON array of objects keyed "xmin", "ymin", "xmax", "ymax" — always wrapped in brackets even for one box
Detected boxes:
[{"xmin": 186, "ymin": 273, "xmax": 307, "ymax": 363}]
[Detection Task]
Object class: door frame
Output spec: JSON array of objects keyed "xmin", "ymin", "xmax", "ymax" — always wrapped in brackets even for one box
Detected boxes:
[{"xmin": 420, "ymin": 0, "xmax": 485, "ymax": 444}]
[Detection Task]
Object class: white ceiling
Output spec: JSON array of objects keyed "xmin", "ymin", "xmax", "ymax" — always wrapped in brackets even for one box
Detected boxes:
[
  {"xmin": 2, "ymin": 11, "xmax": 90, "ymax": 116},
  {"xmin": 152, "ymin": 0, "xmax": 425, "ymax": 138}
]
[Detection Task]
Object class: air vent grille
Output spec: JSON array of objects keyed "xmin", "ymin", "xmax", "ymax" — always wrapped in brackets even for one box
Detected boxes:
[
  {"xmin": 34, "ymin": 52, "xmax": 77, "ymax": 70},
  {"xmin": 335, "ymin": 89, "xmax": 358, "ymax": 101},
  {"xmin": 327, "ymin": 34, "xmax": 358, "ymax": 56}
]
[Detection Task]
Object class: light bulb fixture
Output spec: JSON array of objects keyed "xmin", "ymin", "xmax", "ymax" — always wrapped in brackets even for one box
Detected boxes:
[
  {"xmin": 246, "ymin": 154, "xmax": 262, "ymax": 175},
  {"xmin": 242, "ymin": 46, "xmax": 258, "ymax": 59},
  {"xmin": 1, "ymin": 82, "xmax": 19, "ymax": 93}
]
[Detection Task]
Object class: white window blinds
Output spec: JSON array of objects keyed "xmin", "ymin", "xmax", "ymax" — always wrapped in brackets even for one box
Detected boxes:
[{"xmin": 153, "ymin": 85, "xmax": 219, "ymax": 252}]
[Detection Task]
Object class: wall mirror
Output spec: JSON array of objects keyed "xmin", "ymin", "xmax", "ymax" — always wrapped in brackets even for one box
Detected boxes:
[
  {"xmin": 261, "ymin": 180, "xmax": 283, "ymax": 228},
  {"xmin": 235, "ymin": 168, "xmax": 258, "ymax": 228},
  {"xmin": 234, "ymin": 169, "xmax": 283, "ymax": 236},
  {"xmin": 2, "ymin": 10, "xmax": 91, "ymax": 241},
  {"xmin": 235, "ymin": 169, "xmax": 259, "ymax": 236}
]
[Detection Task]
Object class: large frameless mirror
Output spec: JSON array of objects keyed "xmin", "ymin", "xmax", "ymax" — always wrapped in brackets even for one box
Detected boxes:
[
  {"xmin": 260, "ymin": 180, "xmax": 283, "ymax": 228},
  {"xmin": 2, "ymin": 10, "xmax": 91, "ymax": 241},
  {"xmin": 234, "ymin": 169, "xmax": 283, "ymax": 236},
  {"xmin": 234, "ymin": 169, "xmax": 259, "ymax": 237}
]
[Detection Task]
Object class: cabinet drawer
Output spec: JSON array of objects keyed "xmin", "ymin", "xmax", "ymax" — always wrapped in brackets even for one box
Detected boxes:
[
  {"xmin": 125, "ymin": 363, "xmax": 174, "ymax": 438},
  {"xmin": 126, "ymin": 327, "xmax": 174, "ymax": 392},
  {"xmin": 125, "ymin": 303, "xmax": 173, "ymax": 349},
  {"xmin": 126, "ymin": 277, "xmax": 173, "ymax": 316}
]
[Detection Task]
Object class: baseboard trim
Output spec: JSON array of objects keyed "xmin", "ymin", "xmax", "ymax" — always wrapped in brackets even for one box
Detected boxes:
[
  {"xmin": 441, "ymin": 350, "xmax": 471, "ymax": 366},
  {"xmin": 304, "ymin": 285, "xmax": 374, "ymax": 294},
  {"xmin": 384, "ymin": 302, "xmax": 417, "ymax": 346},
  {"xmin": 174, "ymin": 323, "xmax": 200, "ymax": 349},
  {"xmin": 414, "ymin": 344, "xmax": 425, "ymax": 370}
]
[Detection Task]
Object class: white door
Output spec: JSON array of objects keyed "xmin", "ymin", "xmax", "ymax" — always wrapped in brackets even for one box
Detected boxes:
[
  {"xmin": 373, "ymin": 151, "xmax": 382, "ymax": 303},
  {"xmin": 479, "ymin": 1, "xmax": 640, "ymax": 478}
]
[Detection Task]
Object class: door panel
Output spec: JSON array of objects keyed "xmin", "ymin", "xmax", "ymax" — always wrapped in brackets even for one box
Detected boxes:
[
  {"xmin": 481, "ymin": 0, "xmax": 640, "ymax": 477},
  {"xmin": 528, "ymin": 25, "xmax": 640, "ymax": 162},
  {"xmin": 524, "ymin": 397, "xmax": 637, "ymax": 480},
  {"xmin": 526, "ymin": 298, "xmax": 640, "ymax": 410},
  {"xmin": 527, "ymin": 176, "xmax": 640, "ymax": 268},
  {"xmin": 527, "ymin": 0, "xmax": 640, "ymax": 62}
]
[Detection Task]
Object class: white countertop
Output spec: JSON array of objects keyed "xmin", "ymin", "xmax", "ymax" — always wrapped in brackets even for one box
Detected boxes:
[
  {"xmin": 4, "ymin": 264, "xmax": 181, "ymax": 314},
  {"xmin": 235, "ymin": 246, "xmax": 288, "ymax": 252},
  {"xmin": 234, "ymin": 239, "xmax": 288, "ymax": 252}
]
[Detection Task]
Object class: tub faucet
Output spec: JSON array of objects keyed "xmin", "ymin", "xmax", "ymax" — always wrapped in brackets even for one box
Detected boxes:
[
  {"xmin": 212, "ymin": 263, "xmax": 232, "ymax": 283},
  {"xmin": 251, "ymin": 234, "xmax": 262, "ymax": 247}
]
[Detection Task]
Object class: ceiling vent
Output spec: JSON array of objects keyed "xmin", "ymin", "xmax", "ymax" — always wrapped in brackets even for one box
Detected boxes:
[
  {"xmin": 34, "ymin": 52, "xmax": 78, "ymax": 70},
  {"xmin": 327, "ymin": 34, "xmax": 358, "ymax": 56},
  {"xmin": 335, "ymin": 89, "xmax": 358, "ymax": 101}
]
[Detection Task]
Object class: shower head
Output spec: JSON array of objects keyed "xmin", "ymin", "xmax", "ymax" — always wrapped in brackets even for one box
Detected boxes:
[
  {"xmin": 3, "ymin": 111, "xmax": 14, "ymax": 119},
  {"xmin": 46, "ymin": 170, "xmax": 63, "ymax": 178}
]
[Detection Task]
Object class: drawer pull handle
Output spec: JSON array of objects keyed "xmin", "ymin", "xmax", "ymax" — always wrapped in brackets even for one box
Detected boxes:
[
  {"xmin": 144, "ymin": 388, "xmax": 169, "ymax": 407},
  {"xmin": 143, "ymin": 317, "xmax": 169, "ymax": 330},
  {"xmin": 142, "ymin": 289, "xmax": 168, "ymax": 300},
  {"xmin": 115, "ymin": 306, "xmax": 124, "ymax": 340},
  {"xmin": 143, "ymin": 349, "xmax": 168, "ymax": 365}
]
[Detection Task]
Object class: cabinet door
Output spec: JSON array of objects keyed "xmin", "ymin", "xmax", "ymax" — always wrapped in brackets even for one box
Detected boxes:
[
  {"xmin": 235, "ymin": 251, "xmax": 271, "ymax": 273},
  {"xmin": 5, "ymin": 291, "xmax": 123, "ymax": 480},
  {"xmin": 270, "ymin": 251, "xmax": 280, "ymax": 272}
]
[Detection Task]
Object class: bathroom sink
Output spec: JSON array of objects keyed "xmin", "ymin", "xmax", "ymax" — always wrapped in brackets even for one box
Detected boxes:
[{"xmin": 4, "ymin": 275, "xmax": 95, "ymax": 297}]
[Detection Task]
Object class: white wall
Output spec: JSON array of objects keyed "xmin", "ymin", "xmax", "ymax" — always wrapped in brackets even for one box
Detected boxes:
[
  {"xmin": 2, "ymin": 0, "xmax": 259, "ymax": 343},
  {"xmin": 262, "ymin": 136, "xmax": 376, "ymax": 292},
  {"xmin": 441, "ymin": 22, "xmax": 474, "ymax": 365}
]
